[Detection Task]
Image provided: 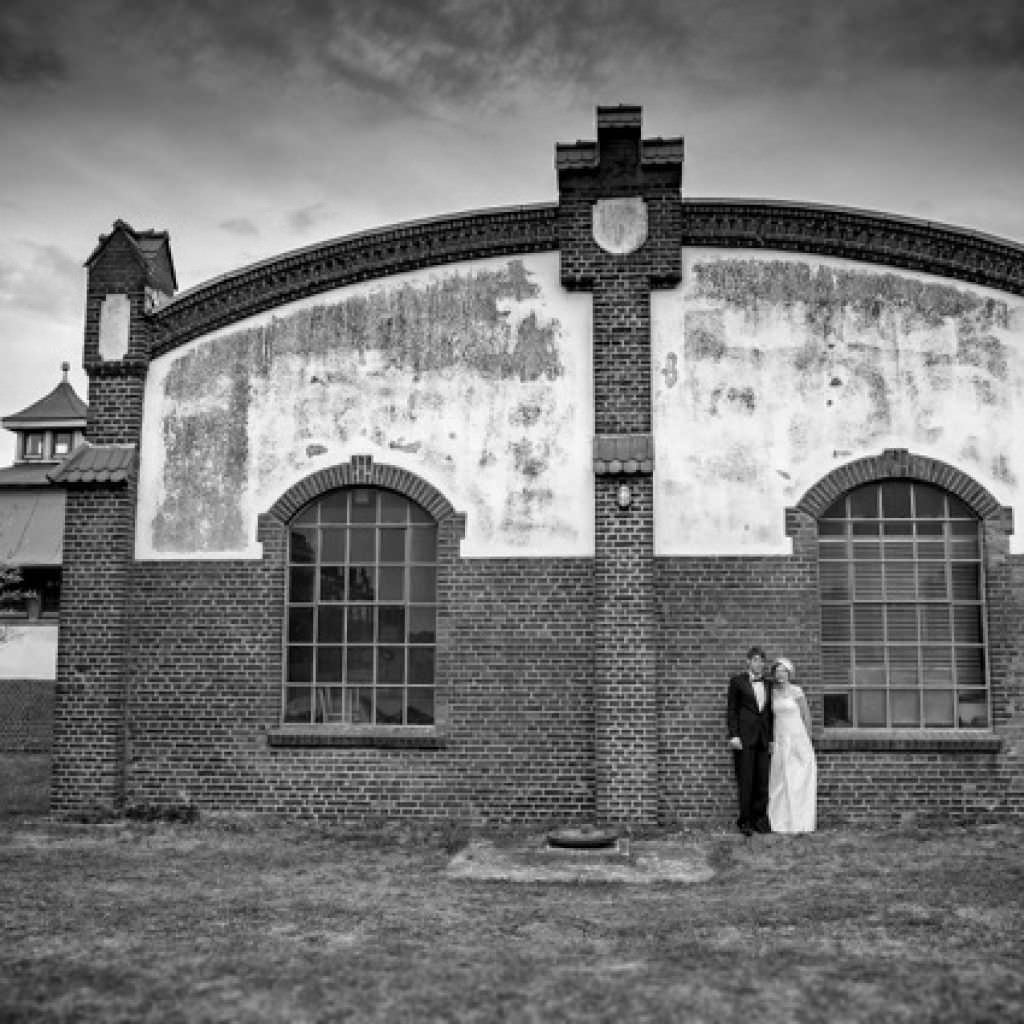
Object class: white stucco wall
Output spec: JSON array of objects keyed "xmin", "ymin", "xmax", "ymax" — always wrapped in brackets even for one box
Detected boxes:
[
  {"xmin": 653, "ymin": 249, "xmax": 1024, "ymax": 555},
  {"xmin": 137, "ymin": 254, "xmax": 593, "ymax": 559}
]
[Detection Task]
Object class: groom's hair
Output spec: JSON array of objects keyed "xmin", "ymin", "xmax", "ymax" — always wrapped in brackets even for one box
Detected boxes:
[{"xmin": 746, "ymin": 645, "xmax": 766, "ymax": 660}]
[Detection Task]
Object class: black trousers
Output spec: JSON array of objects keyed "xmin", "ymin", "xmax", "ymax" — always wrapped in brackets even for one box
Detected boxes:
[{"xmin": 733, "ymin": 744, "xmax": 770, "ymax": 826}]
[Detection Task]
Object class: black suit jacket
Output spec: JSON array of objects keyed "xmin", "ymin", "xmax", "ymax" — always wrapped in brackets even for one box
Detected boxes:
[{"xmin": 727, "ymin": 672, "xmax": 774, "ymax": 748}]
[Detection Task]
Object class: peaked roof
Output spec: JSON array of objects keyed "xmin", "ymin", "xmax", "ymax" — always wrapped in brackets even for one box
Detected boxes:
[
  {"xmin": 2, "ymin": 379, "xmax": 88, "ymax": 428},
  {"xmin": 85, "ymin": 219, "xmax": 178, "ymax": 294},
  {"xmin": 47, "ymin": 442, "xmax": 135, "ymax": 485}
]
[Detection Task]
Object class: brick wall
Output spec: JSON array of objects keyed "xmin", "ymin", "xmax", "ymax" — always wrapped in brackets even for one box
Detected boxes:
[
  {"xmin": 0, "ymin": 680, "xmax": 54, "ymax": 752},
  {"xmin": 121, "ymin": 555, "xmax": 594, "ymax": 823}
]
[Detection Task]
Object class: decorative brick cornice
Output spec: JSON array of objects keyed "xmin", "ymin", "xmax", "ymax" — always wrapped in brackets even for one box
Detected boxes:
[
  {"xmin": 151, "ymin": 205, "xmax": 559, "ymax": 354},
  {"xmin": 681, "ymin": 199, "xmax": 1024, "ymax": 296},
  {"xmin": 264, "ymin": 455, "xmax": 462, "ymax": 527},
  {"xmin": 593, "ymin": 434, "xmax": 654, "ymax": 475},
  {"xmin": 794, "ymin": 448, "xmax": 1013, "ymax": 526}
]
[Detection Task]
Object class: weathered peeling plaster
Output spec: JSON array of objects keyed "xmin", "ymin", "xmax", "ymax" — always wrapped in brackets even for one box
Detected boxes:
[
  {"xmin": 653, "ymin": 249, "xmax": 1024, "ymax": 555},
  {"xmin": 137, "ymin": 255, "xmax": 593, "ymax": 559}
]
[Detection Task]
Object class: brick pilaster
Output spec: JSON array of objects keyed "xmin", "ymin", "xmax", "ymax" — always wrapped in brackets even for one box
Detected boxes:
[
  {"xmin": 50, "ymin": 223, "xmax": 174, "ymax": 816},
  {"xmin": 558, "ymin": 106, "xmax": 682, "ymax": 824}
]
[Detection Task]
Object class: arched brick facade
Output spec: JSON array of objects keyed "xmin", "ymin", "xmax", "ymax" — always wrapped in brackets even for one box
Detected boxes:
[{"xmin": 51, "ymin": 104, "xmax": 1024, "ymax": 826}]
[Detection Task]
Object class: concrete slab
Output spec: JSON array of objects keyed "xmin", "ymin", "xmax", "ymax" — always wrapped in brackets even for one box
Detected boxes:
[{"xmin": 446, "ymin": 836, "xmax": 716, "ymax": 884}]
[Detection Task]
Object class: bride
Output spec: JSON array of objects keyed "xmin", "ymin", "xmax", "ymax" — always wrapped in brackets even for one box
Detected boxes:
[{"xmin": 768, "ymin": 657, "xmax": 817, "ymax": 833}]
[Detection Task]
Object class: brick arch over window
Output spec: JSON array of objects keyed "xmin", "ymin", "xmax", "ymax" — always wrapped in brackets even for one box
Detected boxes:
[
  {"xmin": 794, "ymin": 449, "xmax": 1013, "ymax": 528},
  {"xmin": 264, "ymin": 455, "xmax": 464, "ymax": 533}
]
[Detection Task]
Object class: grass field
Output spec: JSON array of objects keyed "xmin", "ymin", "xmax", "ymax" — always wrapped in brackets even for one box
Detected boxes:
[{"xmin": 1, "ymin": 810, "xmax": 1022, "ymax": 1023}]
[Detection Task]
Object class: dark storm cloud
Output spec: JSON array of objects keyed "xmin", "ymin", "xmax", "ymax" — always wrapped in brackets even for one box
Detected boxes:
[
  {"xmin": 0, "ymin": 7, "xmax": 68, "ymax": 85},
  {"xmin": 219, "ymin": 218, "xmax": 260, "ymax": 237},
  {"xmin": 141, "ymin": 0, "xmax": 1024, "ymax": 104}
]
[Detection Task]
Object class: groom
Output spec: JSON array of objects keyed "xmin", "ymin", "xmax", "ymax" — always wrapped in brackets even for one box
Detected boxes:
[{"xmin": 727, "ymin": 645, "xmax": 774, "ymax": 836}]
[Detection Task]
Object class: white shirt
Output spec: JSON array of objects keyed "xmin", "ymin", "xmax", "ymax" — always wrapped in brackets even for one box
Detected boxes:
[{"xmin": 751, "ymin": 676, "xmax": 765, "ymax": 711}]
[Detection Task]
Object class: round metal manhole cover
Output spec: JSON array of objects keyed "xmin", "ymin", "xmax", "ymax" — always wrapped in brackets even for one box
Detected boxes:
[{"xmin": 546, "ymin": 825, "xmax": 620, "ymax": 849}]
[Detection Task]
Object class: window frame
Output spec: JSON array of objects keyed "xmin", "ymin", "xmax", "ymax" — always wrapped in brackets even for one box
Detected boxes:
[
  {"xmin": 817, "ymin": 479, "xmax": 990, "ymax": 732},
  {"xmin": 279, "ymin": 486, "xmax": 440, "ymax": 734}
]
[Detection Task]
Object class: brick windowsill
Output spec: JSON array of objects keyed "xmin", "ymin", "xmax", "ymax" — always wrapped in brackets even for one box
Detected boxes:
[
  {"xmin": 815, "ymin": 729, "xmax": 1003, "ymax": 753},
  {"xmin": 267, "ymin": 726, "xmax": 446, "ymax": 749}
]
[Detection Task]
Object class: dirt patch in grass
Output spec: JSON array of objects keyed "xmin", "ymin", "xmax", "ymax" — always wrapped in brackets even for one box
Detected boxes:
[{"xmin": 1, "ymin": 819, "xmax": 1022, "ymax": 1022}]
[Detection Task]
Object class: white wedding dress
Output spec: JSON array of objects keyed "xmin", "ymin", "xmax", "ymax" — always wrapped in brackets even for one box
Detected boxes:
[{"xmin": 768, "ymin": 684, "xmax": 817, "ymax": 833}]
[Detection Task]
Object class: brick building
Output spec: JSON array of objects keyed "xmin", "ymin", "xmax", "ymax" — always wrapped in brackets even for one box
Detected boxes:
[{"xmin": 51, "ymin": 106, "xmax": 1024, "ymax": 825}]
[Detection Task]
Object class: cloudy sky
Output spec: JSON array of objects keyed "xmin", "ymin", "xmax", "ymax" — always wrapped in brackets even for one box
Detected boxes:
[{"xmin": 1, "ymin": 0, "xmax": 1022, "ymax": 463}]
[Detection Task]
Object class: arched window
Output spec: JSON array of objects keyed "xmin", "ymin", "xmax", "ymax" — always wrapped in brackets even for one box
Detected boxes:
[
  {"xmin": 283, "ymin": 487, "xmax": 437, "ymax": 726},
  {"xmin": 818, "ymin": 480, "xmax": 987, "ymax": 729}
]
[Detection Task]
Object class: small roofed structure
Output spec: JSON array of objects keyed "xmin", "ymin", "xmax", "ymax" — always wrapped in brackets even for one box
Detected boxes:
[{"xmin": 0, "ymin": 364, "xmax": 88, "ymax": 622}]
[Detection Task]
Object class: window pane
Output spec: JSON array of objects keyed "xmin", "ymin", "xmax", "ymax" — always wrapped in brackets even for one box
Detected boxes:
[
  {"xmin": 818, "ymin": 540, "xmax": 847, "ymax": 560},
  {"xmin": 350, "ymin": 490, "xmax": 377, "ymax": 522},
  {"xmin": 883, "ymin": 520, "xmax": 913, "ymax": 536},
  {"xmin": 917, "ymin": 564, "xmax": 948, "ymax": 599},
  {"xmin": 288, "ymin": 607, "xmax": 315, "ymax": 643},
  {"xmin": 853, "ymin": 563, "xmax": 883, "ymax": 600},
  {"xmin": 375, "ymin": 688, "xmax": 404, "ymax": 724},
  {"xmin": 290, "ymin": 567, "xmax": 315, "ymax": 603},
  {"xmin": 914, "ymin": 485, "xmax": 945, "ymax": 518},
  {"xmin": 856, "ymin": 690, "xmax": 886, "ymax": 726},
  {"xmin": 379, "ymin": 567, "xmax": 404, "ymax": 601},
  {"xmin": 321, "ymin": 528, "xmax": 346, "ymax": 563},
  {"xmin": 349, "ymin": 528, "xmax": 375, "ymax": 561},
  {"xmin": 290, "ymin": 528, "xmax": 317, "ymax": 563},
  {"xmin": 348, "ymin": 567, "xmax": 375, "ymax": 601},
  {"xmin": 316, "ymin": 647, "xmax": 343, "ymax": 683},
  {"xmin": 955, "ymin": 648, "xmax": 984, "ymax": 686},
  {"xmin": 953, "ymin": 606, "xmax": 982, "ymax": 643},
  {"xmin": 410, "ymin": 567, "xmax": 436, "ymax": 602},
  {"xmin": 346, "ymin": 647, "xmax": 373, "ymax": 683},
  {"xmin": 883, "ymin": 540, "xmax": 914, "ymax": 560},
  {"xmin": 409, "ymin": 647, "xmax": 435, "ymax": 685},
  {"xmin": 287, "ymin": 646, "xmax": 313, "ymax": 682},
  {"xmin": 890, "ymin": 690, "xmax": 920, "ymax": 726},
  {"xmin": 852, "ymin": 523, "xmax": 880, "ymax": 538},
  {"xmin": 886, "ymin": 605, "xmax": 918, "ymax": 642},
  {"xmin": 320, "ymin": 491, "xmax": 348, "ymax": 523},
  {"xmin": 823, "ymin": 692, "xmax": 851, "ymax": 726},
  {"xmin": 318, "ymin": 606, "xmax": 344, "ymax": 643},
  {"xmin": 821, "ymin": 646, "xmax": 850, "ymax": 687},
  {"xmin": 922, "ymin": 646, "xmax": 954, "ymax": 686},
  {"xmin": 917, "ymin": 540, "xmax": 945, "ymax": 561},
  {"xmin": 849, "ymin": 487, "xmax": 878, "ymax": 518},
  {"xmin": 379, "ymin": 529, "xmax": 406, "ymax": 563},
  {"xmin": 346, "ymin": 606, "xmax": 374, "ymax": 643},
  {"xmin": 951, "ymin": 564, "xmax": 980, "ymax": 599},
  {"xmin": 378, "ymin": 606, "xmax": 405, "ymax": 642},
  {"xmin": 950, "ymin": 536, "xmax": 980, "ymax": 559},
  {"xmin": 380, "ymin": 492, "xmax": 407, "ymax": 523},
  {"xmin": 923, "ymin": 690, "xmax": 954, "ymax": 727},
  {"xmin": 818, "ymin": 521, "xmax": 845, "ymax": 537},
  {"xmin": 820, "ymin": 563, "xmax": 850, "ymax": 600},
  {"xmin": 294, "ymin": 505, "xmax": 317, "ymax": 525},
  {"xmin": 821, "ymin": 605, "xmax": 850, "ymax": 642},
  {"xmin": 920, "ymin": 606, "xmax": 951, "ymax": 642},
  {"xmin": 349, "ymin": 687, "xmax": 373, "ymax": 723},
  {"xmin": 284, "ymin": 686, "xmax": 311, "ymax": 723},
  {"xmin": 315, "ymin": 687, "xmax": 346, "ymax": 723},
  {"xmin": 377, "ymin": 646, "xmax": 404, "ymax": 683},
  {"xmin": 885, "ymin": 562, "xmax": 915, "ymax": 600},
  {"xmin": 958, "ymin": 691, "xmax": 988, "ymax": 728},
  {"xmin": 407, "ymin": 688, "xmax": 435, "ymax": 724},
  {"xmin": 410, "ymin": 529, "xmax": 437, "ymax": 562},
  {"xmin": 853, "ymin": 604, "xmax": 883, "ymax": 639},
  {"xmin": 852, "ymin": 539, "xmax": 881, "ymax": 557},
  {"xmin": 881, "ymin": 482, "xmax": 912, "ymax": 518},
  {"xmin": 319, "ymin": 566, "xmax": 345, "ymax": 602},
  {"xmin": 408, "ymin": 606, "xmax": 436, "ymax": 643}
]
